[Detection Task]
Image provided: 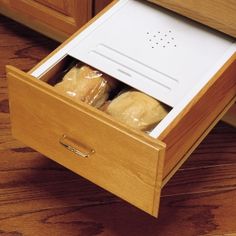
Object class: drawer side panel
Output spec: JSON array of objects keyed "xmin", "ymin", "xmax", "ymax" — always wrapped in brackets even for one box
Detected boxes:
[{"xmin": 161, "ymin": 54, "xmax": 236, "ymax": 179}]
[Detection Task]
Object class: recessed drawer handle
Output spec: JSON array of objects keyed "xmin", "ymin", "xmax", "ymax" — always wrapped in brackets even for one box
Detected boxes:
[{"xmin": 59, "ymin": 134, "xmax": 95, "ymax": 158}]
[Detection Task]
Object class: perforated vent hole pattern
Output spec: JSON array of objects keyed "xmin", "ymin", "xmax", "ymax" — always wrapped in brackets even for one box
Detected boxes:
[{"xmin": 146, "ymin": 30, "xmax": 177, "ymax": 49}]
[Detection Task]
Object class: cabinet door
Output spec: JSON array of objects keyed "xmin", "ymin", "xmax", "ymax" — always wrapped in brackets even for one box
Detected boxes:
[{"xmin": 0, "ymin": 0, "xmax": 92, "ymax": 41}]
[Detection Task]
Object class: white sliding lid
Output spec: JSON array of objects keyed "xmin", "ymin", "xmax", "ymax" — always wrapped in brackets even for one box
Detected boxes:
[{"xmin": 68, "ymin": 0, "xmax": 235, "ymax": 107}]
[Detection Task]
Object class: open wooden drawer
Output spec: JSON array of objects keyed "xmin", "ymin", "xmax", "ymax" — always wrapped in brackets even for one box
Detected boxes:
[{"xmin": 6, "ymin": 0, "xmax": 236, "ymax": 217}]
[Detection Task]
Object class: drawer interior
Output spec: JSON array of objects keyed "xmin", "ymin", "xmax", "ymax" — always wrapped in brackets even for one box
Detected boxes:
[
  {"xmin": 38, "ymin": 55, "xmax": 172, "ymax": 134},
  {"xmin": 30, "ymin": 51, "xmax": 236, "ymax": 140},
  {"xmin": 29, "ymin": 0, "xmax": 236, "ymax": 139},
  {"xmin": 68, "ymin": 0, "xmax": 234, "ymax": 108}
]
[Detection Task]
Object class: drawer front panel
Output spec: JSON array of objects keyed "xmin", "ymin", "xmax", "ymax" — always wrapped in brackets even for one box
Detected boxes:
[{"xmin": 7, "ymin": 66, "xmax": 165, "ymax": 217}]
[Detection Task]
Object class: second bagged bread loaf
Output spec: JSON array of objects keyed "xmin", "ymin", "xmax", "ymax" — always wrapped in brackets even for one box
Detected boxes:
[{"xmin": 105, "ymin": 90, "xmax": 169, "ymax": 131}]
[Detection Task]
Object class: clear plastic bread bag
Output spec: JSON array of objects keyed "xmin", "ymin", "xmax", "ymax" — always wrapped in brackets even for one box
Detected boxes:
[
  {"xmin": 54, "ymin": 63, "xmax": 118, "ymax": 108},
  {"xmin": 104, "ymin": 90, "xmax": 170, "ymax": 131}
]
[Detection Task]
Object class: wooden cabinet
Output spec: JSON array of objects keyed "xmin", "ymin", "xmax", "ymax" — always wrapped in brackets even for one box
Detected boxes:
[
  {"xmin": 6, "ymin": 1, "xmax": 236, "ymax": 217},
  {"xmin": 0, "ymin": 0, "xmax": 111, "ymax": 42}
]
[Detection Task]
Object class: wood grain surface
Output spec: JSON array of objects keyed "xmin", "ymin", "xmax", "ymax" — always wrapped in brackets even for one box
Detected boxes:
[
  {"xmin": 0, "ymin": 0, "xmax": 92, "ymax": 42},
  {"xmin": 0, "ymin": 15, "xmax": 236, "ymax": 236}
]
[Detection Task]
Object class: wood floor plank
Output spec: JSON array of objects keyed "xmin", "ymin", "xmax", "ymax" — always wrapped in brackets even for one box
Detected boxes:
[
  {"xmin": 0, "ymin": 15, "xmax": 58, "ymax": 77},
  {"xmin": 162, "ymin": 162, "xmax": 236, "ymax": 196},
  {"xmin": 182, "ymin": 123, "xmax": 236, "ymax": 169},
  {"xmin": 0, "ymin": 189, "xmax": 236, "ymax": 236}
]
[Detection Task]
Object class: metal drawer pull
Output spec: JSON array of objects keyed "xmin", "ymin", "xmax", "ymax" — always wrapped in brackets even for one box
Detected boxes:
[{"xmin": 59, "ymin": 134, "xmax": 95, "ymax": 158}]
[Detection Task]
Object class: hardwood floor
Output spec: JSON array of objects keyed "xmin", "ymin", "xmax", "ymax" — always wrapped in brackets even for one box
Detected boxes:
[{"xmin": 0, "ymin": 14, "xmax": 236, "ymax": 236}]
